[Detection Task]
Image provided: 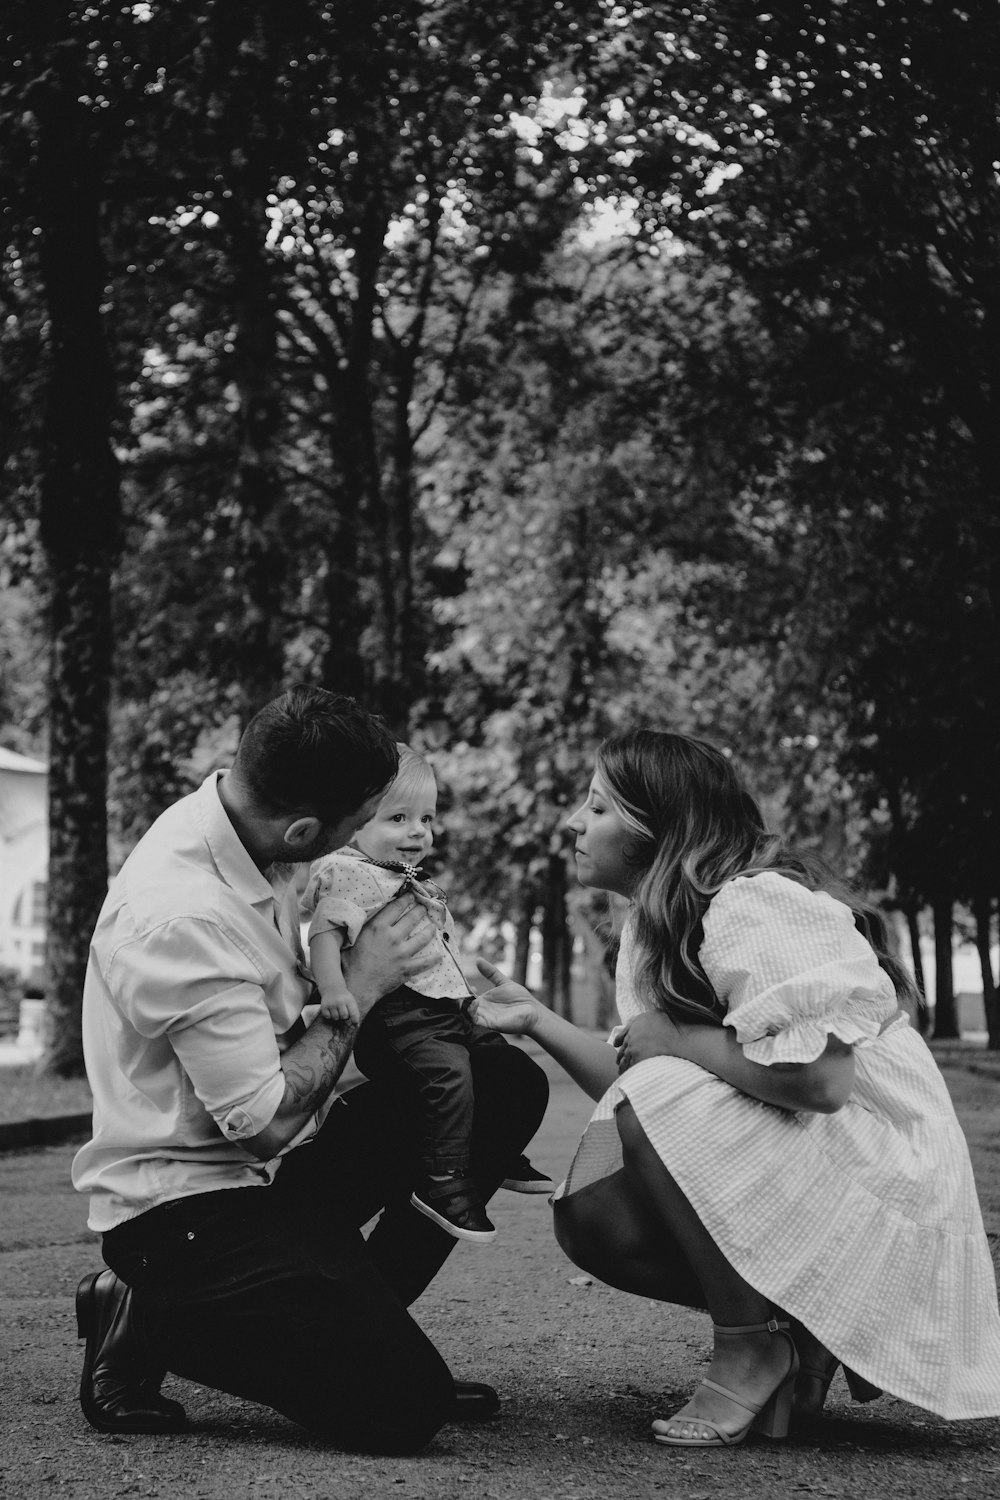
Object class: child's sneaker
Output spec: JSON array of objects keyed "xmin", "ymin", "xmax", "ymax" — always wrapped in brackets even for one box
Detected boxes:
[
  {"xmin": 411, "ymin": 1175, "xmax": 497, "ymax": 1244},
  {"xmin": 501, "ymin": 1156, "xmax": 554, "ymax": 1194}
]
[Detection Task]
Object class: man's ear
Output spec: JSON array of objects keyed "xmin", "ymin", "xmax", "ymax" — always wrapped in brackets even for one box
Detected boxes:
[{"xmin": 283, "ymin": 815, "xmax": 323, "ymax": 851}]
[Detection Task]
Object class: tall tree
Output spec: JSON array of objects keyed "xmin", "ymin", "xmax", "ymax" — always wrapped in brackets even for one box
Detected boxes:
[
  {"xmin": 587, "ymin": 1, "xmax": 1000, "ymax": 1032},
  {"xmin": 0, "ymin": 3, "xmax": 172, "ymax": 1072}
]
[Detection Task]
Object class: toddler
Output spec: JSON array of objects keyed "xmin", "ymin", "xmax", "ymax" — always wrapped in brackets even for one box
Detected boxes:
[{"xmin": 304, "ymin": 745, "xmax": 551, "ymax": 1242}]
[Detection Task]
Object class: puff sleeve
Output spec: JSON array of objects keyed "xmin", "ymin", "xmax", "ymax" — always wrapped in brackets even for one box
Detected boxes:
[{"xmin": 701, "ymin": 872, "xmax": 901, "ymax": 1065}]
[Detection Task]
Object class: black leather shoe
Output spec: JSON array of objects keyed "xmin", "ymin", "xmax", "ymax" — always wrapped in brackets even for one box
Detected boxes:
[
  {"xmin": 451, "ymin": 1380, "xmax": 500, "ymax": 1421},
  {"xmin": 77, "ymin": 1270, "xmax": 188, "ymax": 1433}
]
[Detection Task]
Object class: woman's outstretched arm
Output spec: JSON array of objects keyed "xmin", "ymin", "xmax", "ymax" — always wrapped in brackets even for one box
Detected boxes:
[{"xmin": 472, "ymin": 960, "xmax": 620, "ymax": 1101}]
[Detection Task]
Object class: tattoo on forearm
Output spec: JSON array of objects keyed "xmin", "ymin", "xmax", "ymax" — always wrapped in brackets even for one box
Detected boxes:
[{"xmin": 281, "ymin": 1023, "xmax": 356, "ymax": 1113}]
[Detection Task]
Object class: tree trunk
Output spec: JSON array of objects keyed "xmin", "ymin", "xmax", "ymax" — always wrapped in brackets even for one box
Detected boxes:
[
  {"xmin": 318, "ymin": 264, "xmax": 391, "ymax": 714},
  {"xmin": 930, "ymin": 896, "xmax": 960, "ymax": 1040},
  {"xmin": 541, "ymin": 853, "xmax": 572, "ymax": 1016},
  {"xmin": 598, "ymin": 936, "xmax": 618, "ymax": 1032},
  {"xmin": 375, "ymin": 195, "xmax": 446, "ymax": 733},
  {"xmin": 227, "ymin": 202, "xmax": 288, "ymax": 722},
  {"xmin": 340, "ymin": 209, "xmax": 397, "ymax": 721},
  {"xmin": 380, "ymin": 370, "xmax": 419, "ymax": 734},
  {"xmin": 512, "ymin": 890, "xmax": 536, "ymax": 988},
  {"xmin": 559, "ymin": 897, "xmax": 574, "ymax": 1022},
  {"xmin": 320, "ymin": 486, "xmax": 367, "ymax": 700},
  {"xmin": 903, "ymin": 901, "xmax": 931, "ymax": 1035},
  {"xmin": 573, "ymin": 913, "xmax": 616, "ymax": 1030},
  {"xmin": 44, "ymin": 562, "xmax": 117, "ymax": 1077},
  {"xmin": 972, "ymin": 891, "xmax": 1000, "ymax": 1051},
  {"xmin": 35, "ymin": 89, "xmax": 122, "ymax": 1076}
]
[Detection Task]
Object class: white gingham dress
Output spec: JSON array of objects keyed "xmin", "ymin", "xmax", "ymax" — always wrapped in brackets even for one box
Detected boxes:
[{"xmin": 557, "ymin": 872, "xmax": 1000, "ymax": 1419}]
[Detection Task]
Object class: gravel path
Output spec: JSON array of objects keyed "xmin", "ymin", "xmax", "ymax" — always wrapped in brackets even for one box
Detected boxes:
[{"xmin": 2, "ymin": 1038, "xmax": 999, "ymax": 1500}]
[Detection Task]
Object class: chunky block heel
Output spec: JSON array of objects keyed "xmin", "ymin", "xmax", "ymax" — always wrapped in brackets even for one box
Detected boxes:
[
  {"xmin": 751, "ymin": 1350, "xmax": 797, "ymax": 1439},
  {"xmin": 844, "ymin": 1367, "xmax": 883, "ymax": 1404}
]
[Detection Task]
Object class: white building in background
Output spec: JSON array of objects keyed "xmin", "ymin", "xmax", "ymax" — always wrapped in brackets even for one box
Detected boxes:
[{"xmin": 0, "ymin": 747, "xmax": 47, "ymax": 980}]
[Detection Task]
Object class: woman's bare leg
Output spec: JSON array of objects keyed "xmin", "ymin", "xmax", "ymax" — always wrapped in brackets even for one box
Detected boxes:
[
  {"xmin": 553, "ymin": 1171, "xmax": 706, "ymax": 1308},
  {"xmin": 616, "ymin": 1102, "xmax": 796, "ymax": 1442}
]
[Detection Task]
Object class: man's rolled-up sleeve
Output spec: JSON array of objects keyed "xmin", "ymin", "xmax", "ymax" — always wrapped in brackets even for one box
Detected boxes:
[{"xmin": 109, "ymin": 917, "xmax": 288, "ymax": 1140}]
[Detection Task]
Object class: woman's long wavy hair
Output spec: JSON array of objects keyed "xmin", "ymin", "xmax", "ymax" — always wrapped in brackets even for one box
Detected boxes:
[{"xmin": 596, "ymin": 729, "xmax": 918, "ymax": 1025}]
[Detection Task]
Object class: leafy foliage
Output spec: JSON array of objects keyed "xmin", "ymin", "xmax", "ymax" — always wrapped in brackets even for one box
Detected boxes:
[{"xmin": 1, "ymin": 2, "xmax": 997, "ymax": 1060}]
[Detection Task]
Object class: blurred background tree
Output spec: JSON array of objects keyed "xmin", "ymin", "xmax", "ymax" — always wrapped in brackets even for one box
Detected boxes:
[{"xmin": 1, "ymin": 0, "xmax": 996, "ymax": 1071}]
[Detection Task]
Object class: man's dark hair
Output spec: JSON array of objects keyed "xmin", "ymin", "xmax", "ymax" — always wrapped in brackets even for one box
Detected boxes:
[{"xmin": 234, "ymin": 686, "xmax": 399, "ymax": 824}]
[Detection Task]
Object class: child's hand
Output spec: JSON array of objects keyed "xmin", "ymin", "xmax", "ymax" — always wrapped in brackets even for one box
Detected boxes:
[{"xmin": 319, "ymin": 988, "xmax": 361, "ymax": 1026}]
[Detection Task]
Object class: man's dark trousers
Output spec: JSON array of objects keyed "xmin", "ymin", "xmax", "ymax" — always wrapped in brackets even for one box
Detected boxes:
[{"xmin": 101, "ymin": 1041, "xmax": 548, "ymax": 1452}]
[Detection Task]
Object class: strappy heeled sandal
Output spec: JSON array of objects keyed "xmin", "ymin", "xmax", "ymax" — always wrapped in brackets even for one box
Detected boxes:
[{"xmin": 652, "ymin": 1318, "xmax": 800, "ymax": 1449}]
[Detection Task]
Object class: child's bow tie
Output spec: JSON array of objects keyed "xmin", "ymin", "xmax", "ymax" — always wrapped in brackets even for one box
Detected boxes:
[{"xmin": 367, "ymin": 857, "xmax": 424, "ymax": 884}]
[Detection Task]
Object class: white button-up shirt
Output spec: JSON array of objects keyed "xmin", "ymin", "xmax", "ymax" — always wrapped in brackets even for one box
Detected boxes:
[{"xmin": 72, "ymin": 772, "xmax": 328, "ymax": 1231}]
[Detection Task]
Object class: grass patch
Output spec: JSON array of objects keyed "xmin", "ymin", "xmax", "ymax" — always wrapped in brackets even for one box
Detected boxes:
[{"xmin": 0, "ymin": 1064, "xmax": 92, "ymax": 1123}]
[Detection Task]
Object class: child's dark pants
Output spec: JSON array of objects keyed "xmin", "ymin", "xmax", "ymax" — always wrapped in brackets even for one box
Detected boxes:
[{"xmin": 353, "ymin": 985, "xmax": 527, "ymax": 1177}]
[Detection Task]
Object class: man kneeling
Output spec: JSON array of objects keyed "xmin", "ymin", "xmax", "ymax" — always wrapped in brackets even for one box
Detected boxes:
[{"xmin": 72, "ymin": 686, "xmax": 548, "ymax": 1452}]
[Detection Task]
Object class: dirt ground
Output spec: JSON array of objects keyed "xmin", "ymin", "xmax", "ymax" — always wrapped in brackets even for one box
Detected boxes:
[{"xmin": 2, "ymin": 1038, "xmax": 999, "ymax": 1500}]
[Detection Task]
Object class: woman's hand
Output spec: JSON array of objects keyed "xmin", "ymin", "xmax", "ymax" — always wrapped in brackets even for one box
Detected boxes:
[
  {"xmin": 469, "ymin": 959, "xmax": 541, "ymax": 1036},
  {"xmin": 615, "ymin": 1011, "xmax": 692, "ymax": 1072},
  {"xmin": 471, "ymin": 961, "xmax": 620, "ymax": 1101}
]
